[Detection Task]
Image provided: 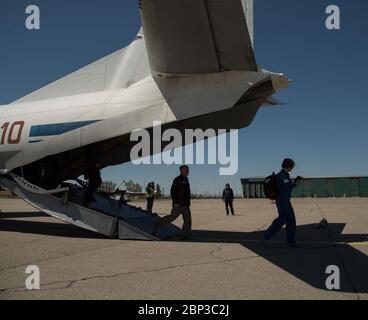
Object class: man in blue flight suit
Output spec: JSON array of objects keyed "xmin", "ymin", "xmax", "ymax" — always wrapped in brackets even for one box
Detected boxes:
[{"xmin": 262, "ymin": 159, "xmax": 303, "ymax": 248}]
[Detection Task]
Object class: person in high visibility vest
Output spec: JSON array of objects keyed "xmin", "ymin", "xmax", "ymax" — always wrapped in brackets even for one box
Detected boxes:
[{"xmin": 146, "ymin": 182, "xmax": 155, "ymax": 213}]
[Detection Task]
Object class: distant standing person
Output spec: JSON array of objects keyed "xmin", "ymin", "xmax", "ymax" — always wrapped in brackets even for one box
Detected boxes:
[
  {"xmin": 146, "ymin": 182, "xmax": 155, "ymax": 213},
  {"xmin": 261, "ymin": 159, "xmax": 303, "ymax": 248},
  {"xmin": 222, "ymin": 183, "xmax": 235, "ymax": 216},
  {"xmin": 153, "ymin": 165, "xmax": 192, "ymax": 239}
]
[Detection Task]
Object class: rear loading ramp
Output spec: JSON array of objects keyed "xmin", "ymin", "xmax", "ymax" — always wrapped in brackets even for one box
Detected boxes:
[
  {"xmin": 66, "ymin": 185, "xmax": 182, "ymax": 240},
  {"xmin": 0, "ymin": 175, "xmax": 182, "ymax": 240}
]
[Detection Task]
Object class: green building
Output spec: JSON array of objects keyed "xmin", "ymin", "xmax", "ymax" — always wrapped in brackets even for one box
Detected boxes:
[{"xmin": 241, "ymin": 176, "xmax": 368, "ymax": 198}]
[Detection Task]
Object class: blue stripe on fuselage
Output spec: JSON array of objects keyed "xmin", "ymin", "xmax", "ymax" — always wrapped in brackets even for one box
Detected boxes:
[{"xmin": 29, "ymin": 120, "xmax": 100, "ymax": 137}]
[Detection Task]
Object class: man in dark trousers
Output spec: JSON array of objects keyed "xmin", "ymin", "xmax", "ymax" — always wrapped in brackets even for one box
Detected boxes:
[
  {"xmin": 262, "ymin": 159, "xmax": 303, "ymax": 248},
  {"xmin": 153, "ymin": 165, "xmax": 192, "ymax": 239},
  {"xmin": 222, "ymin": 183, "xmax": 235, "ymax": 215}
]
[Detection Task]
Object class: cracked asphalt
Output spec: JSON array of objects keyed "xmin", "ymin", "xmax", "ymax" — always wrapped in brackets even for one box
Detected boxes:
[{"xmin": 0, "ymin": 198, "xmax": 367, "ymax": 300}]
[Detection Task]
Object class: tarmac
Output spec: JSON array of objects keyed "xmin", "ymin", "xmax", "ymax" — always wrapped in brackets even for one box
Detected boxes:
[{"xmin": 0, "ymin": 197, "xmax": 367, "ymax": 300}]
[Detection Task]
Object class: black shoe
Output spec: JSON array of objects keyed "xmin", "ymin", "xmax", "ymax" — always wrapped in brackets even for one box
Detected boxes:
[
  {"xmin": 260, "ymin": 236, "xmax": 268, "ymax": 247},
  {"xmin": 151, "ymin": 226, "xmax": 158, "ymax": 236},
  {"xmin": 288, "ymin": 243, "xmax": 303, "ymax": 248},
  {"xmin": 181, "ymin": 235, "xmax": 192, "ymax": 241}
]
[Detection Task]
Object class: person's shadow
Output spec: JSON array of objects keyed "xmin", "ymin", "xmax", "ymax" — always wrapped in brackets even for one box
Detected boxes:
[{"xmin": 1, "ymin": 212, "xmax": 367, "ymax": 294}]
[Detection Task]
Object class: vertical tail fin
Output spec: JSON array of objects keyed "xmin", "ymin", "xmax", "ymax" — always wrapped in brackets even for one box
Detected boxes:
[{"xmin": 241, "ymin": 0, "xmax": 254, "ymax": 47}]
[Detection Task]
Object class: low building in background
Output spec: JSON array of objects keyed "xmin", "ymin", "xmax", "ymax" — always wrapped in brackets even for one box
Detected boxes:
[{"xmin": 241, "ymin": 176, "xmax": 368, "ymax": 198}]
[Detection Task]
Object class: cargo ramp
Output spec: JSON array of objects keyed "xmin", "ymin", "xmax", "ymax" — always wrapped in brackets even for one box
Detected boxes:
[{"xmin": 0, "ymin": 174, "xmax": 182, "ymax": 240}]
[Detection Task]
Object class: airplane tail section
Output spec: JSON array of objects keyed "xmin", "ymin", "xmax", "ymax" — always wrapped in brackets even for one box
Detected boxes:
[
  {"xmin": 13, "ymin": 1, "xmax": 256, "ymax": 103},
  {"xmin": 139, "ymin": 0, "xmax": 257, "ymax": 75}
]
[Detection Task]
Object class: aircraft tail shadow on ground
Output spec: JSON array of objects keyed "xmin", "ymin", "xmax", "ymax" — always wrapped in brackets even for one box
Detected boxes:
[{"xmin": 189, "ymin": 223, "xmax": 368, "ymax": 294}]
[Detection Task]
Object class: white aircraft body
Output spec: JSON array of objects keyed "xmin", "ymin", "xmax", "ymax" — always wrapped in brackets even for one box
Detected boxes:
[{"xmin": 0, "ymin": 0, "xmax": 289, "ymax": 239}]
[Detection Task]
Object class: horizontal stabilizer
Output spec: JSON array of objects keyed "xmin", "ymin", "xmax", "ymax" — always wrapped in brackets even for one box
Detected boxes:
[{"xmin": 262, "ymin": 97, "xmax": 285, "ymax": 107}]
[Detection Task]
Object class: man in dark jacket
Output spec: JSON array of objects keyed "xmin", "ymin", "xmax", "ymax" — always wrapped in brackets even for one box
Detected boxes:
[
  {"xmin": 153, "ymin": 165, "xmax": 192, "ymax": 239},
  {"xmin": 262, "ymin": 159, "xmax": 303, "ymax": 248},
  {"xmin": 222, "ymin": 183, "xmax": 235, "ymax": 215}
]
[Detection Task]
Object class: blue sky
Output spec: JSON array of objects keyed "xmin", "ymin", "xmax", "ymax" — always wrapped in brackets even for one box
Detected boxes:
[{"xmin": 0, "ymin": 0, "xmax": 367, "ymax": 195}]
